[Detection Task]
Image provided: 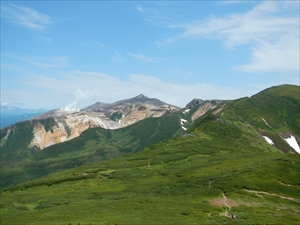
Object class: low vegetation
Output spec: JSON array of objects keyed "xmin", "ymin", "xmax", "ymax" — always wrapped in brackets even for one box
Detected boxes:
[
  {"xmin": 0, "ymin": 84, "xmax": 299, "ymax": 224},
  {"xmin": 0, "ymin": 113, "xmax": 187, "ymax": 189}
]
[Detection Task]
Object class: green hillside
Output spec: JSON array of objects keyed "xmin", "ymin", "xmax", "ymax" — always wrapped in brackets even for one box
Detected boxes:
[
  {"xmin": 218, "ymin": 84, "xmax": 300, "ymax": 154},
  {"xmin": 0, "ymin": 84, "xmax": 299, "ymax": 224},
  {"xmin": 0, "ymin": 113, "xmax": 189, "ymax": 189},
  {"xmin": 221, "ymin": 84, "xmax": 299, "ymax": 136}
]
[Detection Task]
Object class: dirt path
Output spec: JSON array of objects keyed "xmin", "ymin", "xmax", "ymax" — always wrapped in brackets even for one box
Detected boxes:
[
  {"xmin": 222, "ymin": 191, "xmax": 231, "ymax": 210},
  {"xmin": 209, "ymin": 191, "xmax": 240, "ymax": 218},
  {"xmin": 244, "ymin": 189, "xmax": 299, "ymax": 202},
  {"xmin": 278, "ymin": 180, "xmax": 293, "ymax": 187}
]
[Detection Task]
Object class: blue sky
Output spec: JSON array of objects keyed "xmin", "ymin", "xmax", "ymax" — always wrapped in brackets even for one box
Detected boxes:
[{"xmin": 1, "ymin": 1, "xmax": 299, "ymax": 110}]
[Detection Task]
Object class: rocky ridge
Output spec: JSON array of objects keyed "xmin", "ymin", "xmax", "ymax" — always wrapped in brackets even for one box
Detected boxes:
[
  {"xmin": 1, "ymin": 95, "xmax": 228, "ymax": 150},
  {"xmin": 186, "ymin": 99, "xmax": 226, "ymax": 121},
  {"xmin": 25, "ymin": 94, "xmax": 180, "ymax": 149}
]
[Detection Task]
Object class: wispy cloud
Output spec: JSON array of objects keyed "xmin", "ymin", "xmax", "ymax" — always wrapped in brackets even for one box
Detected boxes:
[
  {"xmin": 176, "ymin": 1, "xmax": 299, "ymax": 72},
  {"xmin": 128, "ymin": 74, "xmax": 254, "ymax": 105},
  {"xmin": 111, "ymin": 51, "xmax": 123, "ymax": 62},
  {"xmin": 170, "ymin": 68, "xmax": 182, "ymax": 74},
  {"xmin": 135, "ymin": 3, "xmax": 180, "ymax": 29},
  {"xmin": 1, "ymin": 54, "xmax": 67, "ymax": 72},
  {"xmin": 1, "ymin": 4, "xmax": 51, "ymax": 30},
  {"xmin": 11, "ymin": 71, "xmax": 263, "ymax": 109},
  {"xmin": 128, "ymin": 53, "xmax": 157, "ymax": 63},
  {"xmin": 135, "ymin": 5, "xmax": 144, "ymax": 13},
  {"xmin": 34, "ymin": 35, "xmax": 53, "ymax": 44},
  {"xmin": 82, "ymin": 40, "xmax": 107, "ymax": 49},
  {"xmin": 23, "ymin": 56, "xmax": 67, "ymax": 68},
  {"xmin": 181, "ymin": 2, "xmax": 297, "ymax": 47},
  {"xmin": 233, "ymin": 38, "xmax": 299, "ymax": 72},
  {"xmin": 217, "ymin": 1, "xmax": 245, "ymax": 5}
]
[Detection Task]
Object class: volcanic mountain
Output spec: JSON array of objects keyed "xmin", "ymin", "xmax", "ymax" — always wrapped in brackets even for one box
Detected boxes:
[{"xmin": 9, "ymin": 94, "xmax": 180, "ymax": 149}]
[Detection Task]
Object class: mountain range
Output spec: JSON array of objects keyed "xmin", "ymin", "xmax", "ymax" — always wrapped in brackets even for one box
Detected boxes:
[
  {"xmin": 0, "ymin": 84, "xmax": 299, "ymax": 224},
  {"xmin": 0, "ymin": 105, "xmax": 47, "ymax": 128}
]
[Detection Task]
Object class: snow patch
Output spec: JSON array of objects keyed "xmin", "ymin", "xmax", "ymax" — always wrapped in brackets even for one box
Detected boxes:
[
  {"xmin": 263, "ymin": 136, "xmax": 274, "ymax": 145},
  {"xmin": 284, "ymin": 135, "xmax": 300, "ymax": 154},
  {"xmin": 183, "ymin": 109, "xmax": 190, "ymax": 114},
  {"xmin": 180, "ymin": 118, "xmax": 188, "ymax": 128}
]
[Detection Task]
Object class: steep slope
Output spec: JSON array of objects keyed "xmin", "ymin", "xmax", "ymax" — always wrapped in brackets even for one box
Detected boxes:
[
  {"xmin": 0, "ymin": 85, "xmax": 299, "ymax": 225},
  {"xmin": 217, "ymin": 84, "xmax": 300, "ymax": 154},
  {"xmin": 0, "ymin": 112, "xmax": 190, "ymax": 189},
  {"xmin": 185, "ymin": 99, "xmax": 226, "ymax": 121},
  {"xmin": 1, "ymin": 94, "xmax": 179, "ymax": 150}
]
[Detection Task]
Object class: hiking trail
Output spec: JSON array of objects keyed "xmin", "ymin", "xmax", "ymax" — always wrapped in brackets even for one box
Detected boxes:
[
  {"xmin": 244, "ymin": 189, "xmax": 299, "ymax": 202},
  {"xmin": 222, "ymin": 191, "xmax": 231, "ymax": 210}
]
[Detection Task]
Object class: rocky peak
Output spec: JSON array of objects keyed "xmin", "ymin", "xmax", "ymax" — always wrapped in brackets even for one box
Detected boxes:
[
  {"xmin": 134, "ymin": 94, "xmax": 148, "ymax": 100},
  {"xmin": 185, "ymin": 99, "xmax": 205, "ymax": 109}
]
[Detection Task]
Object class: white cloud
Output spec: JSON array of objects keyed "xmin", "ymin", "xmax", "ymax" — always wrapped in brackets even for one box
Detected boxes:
[
  {"xmin": 135, "ymin": 3, "xmax": 180, "ymax": 29},
  {"xmin": 128, "ymin": 53, "xmax": 157, "ymax": 63},
  {"xmin": 34, "ymin": 35, "xmax": 53, "ymax": 44},
  {"xmin": 233, "ymin": 38, "xmax": 299, "ymax": 72},
  {"xmin": 22, "ymin": 56, "xmax": 67, "ymax": 68},
  {"xmin": 82, "ymin": 40, "xmax": 107, "ymax": 49},
  {"xmin": 128, "ymin": 74, "xmax": 253, "ymax": 106},
  {"xmin": 170, "ymin": 68, "xmax": 182, "ymax": 74},
  {"xmin": 111, "ymin": 51, "xmax": 123, "ymax": 62},
  {"xmin": 9, "ymin": 71, "xmax": 259, "ymax": 109},
  {"xmin": 218, "ymin": 1, "xmax": 245, "ymax": 5},
  {"xmin": 1, "ymin": 4, "xmax": 51, "ymax": 30},
  {"xmin": 175, "ymin": 1, "xmax": 299, "ymax": 72},
  {"xmin": 135, "ymin": 5, "xmax": 144, "ymax": 13}
]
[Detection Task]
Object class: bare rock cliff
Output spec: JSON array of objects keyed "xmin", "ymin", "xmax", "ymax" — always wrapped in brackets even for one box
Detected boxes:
[
  {"xmin": 187, "ymin": 100, "xmax": 226, "ymax": 121},
  {"xmin": 28, "ymin": 95, "xmax": 180, "ymax": 149}
]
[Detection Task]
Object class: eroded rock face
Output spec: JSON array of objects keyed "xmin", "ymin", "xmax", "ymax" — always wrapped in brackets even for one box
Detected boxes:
[
  {"xmin": 191, "ymin": 100, "xmax": 226, "ymax": 121},
  {"xmin": 116, "ymin": 104, "xmax": 177, "ymax": 127},
  {"xmin": 30, "ymin": 114, "xmax": 120, "ymax": 149},
  {"xmin": 29, "ymin": 95, "xmax": 180, "ymax": 149},
  {"xmin": 31, "ymin": 122, "xmax": 69, "ymax": 149}
]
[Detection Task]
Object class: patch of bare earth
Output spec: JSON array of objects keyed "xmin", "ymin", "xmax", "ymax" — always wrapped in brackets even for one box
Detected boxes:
[
  {"xmin": 209, "ymin": 192, "xmax": 240, "ymax": 218},
  {"xmin": 210, "ymin": 191, "xmax": 262, "ymax": 218},
  {"xmin": 210, "ymin": 197, "xmax": 239, "ymax": 209}
]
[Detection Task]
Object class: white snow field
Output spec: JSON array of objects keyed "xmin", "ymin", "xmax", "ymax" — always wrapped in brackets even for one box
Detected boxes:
[
  {"xmin": 263, "ymin": 136, "xmax": 274, "ymax": 145},
  {"xmin": 284, "ymin": 135, "xmax": 300, "ymax": 154}
]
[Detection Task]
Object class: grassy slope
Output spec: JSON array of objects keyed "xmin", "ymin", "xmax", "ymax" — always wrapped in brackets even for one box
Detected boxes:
[
  {"xmin": 1, "ymin": 85, "xmax": 299, "ymax": 224},
  {"xmin": 219, "ymin": 84, "xmax": 300, "ymax": 155},
  {"xmin": 0, "ymin": 84, "xmax": 299, "ymax": 224},
  {"xmin": 0, "ymin": 113, "xmax": 188, "ymax": 189},
  {"xmin": 221, "ymin": 84, "xmax": 299, "ymax": 136}
]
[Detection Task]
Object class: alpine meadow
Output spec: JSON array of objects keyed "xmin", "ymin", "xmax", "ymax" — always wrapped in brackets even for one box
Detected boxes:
[{"xmin": 0, "ymin": 84, "xmax": 299, "ymax": 225}]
